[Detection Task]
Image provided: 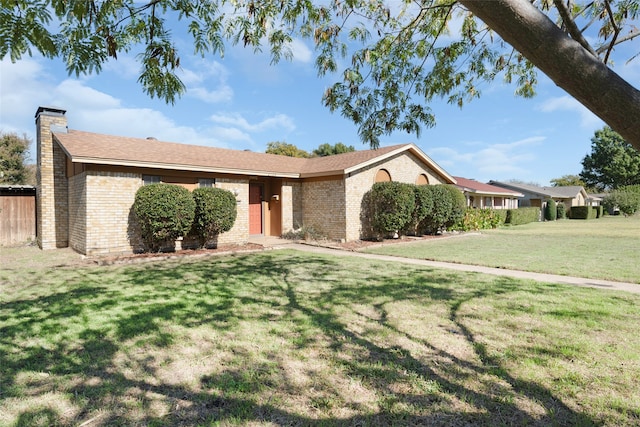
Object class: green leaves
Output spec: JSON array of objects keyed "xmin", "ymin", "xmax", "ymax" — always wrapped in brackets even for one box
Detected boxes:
[{"xmin": 2, "ymin": 0, "xmax": 639, "ymax": 149}]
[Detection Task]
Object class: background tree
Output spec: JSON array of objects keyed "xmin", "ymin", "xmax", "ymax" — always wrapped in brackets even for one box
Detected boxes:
[
  {"xmin": 265, "ymin": 142, "xmax": 309, "ymax": 158},
  {"xmin": 2, "ymin": 1, "xmax": 639, "ymax": 149},
  {"xmin": 580, "ymin": 127, "xmax": 640, "ymax": 192},
  {"xmin": 0, "ymin": 132, "xmax": 31, "ymax": 185},
  {"xmin": 312, "ymin": 143, "xmax": 355, "ymax": 157},
  {"xmin": 550, "ymin": 175, "xmax": 587, "ymax": 188}
]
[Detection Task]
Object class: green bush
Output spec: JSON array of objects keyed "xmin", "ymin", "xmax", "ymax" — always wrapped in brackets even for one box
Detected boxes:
[
  {"xmin": 419, "ymin": 185, "xmax": 451, "ymax": 234},
  {"xmin": 505, "ymin": 207, "xmax": 540, "ymax": 225},
  {"xmin": 593, "ymin": 205, "xmax": 603, "ymax": 218},
  {"xmin": 366, "ymin": 182, "xmax": 416, "ymax": 237},
  {"xmin": 408, "ymin": 185, "xmax": 434, "ymax": 235},
  {"xmin": 556, "ymin": 202, "xmax": 566, "ymax": 219},
  {"xmin": 603, "ymin": 185, "xmax": 640, "ymax": 216},
  {"xmin": 134, "ymin": 184, "xmax": 195, "ymax": 252},
  {"xmin": 443, "ymin": 184, "xmax": 467, "ymax": 230},
  {"xmin": 544, "ymin": 199, "xmax": 557, "ymax": 221},
  {"xmin": 569, "ymin": 206, "xmax": 596, "ymax": 219},
  {"xmin": 191, "ymin": 187, "xmax": 237, "ymax": 247},
  {"xmin": 452, "ymin": 208, "xmax": 506, "ymax": 231}
]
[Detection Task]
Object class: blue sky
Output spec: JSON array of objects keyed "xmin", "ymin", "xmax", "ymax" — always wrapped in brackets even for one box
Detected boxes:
[{"xmin": 1, "ymin": 21, "xmax": 639, "ymax": 186}]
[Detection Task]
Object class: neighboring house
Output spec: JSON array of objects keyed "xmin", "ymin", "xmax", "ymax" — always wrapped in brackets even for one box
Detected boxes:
[
  {"xmin": 35, "ymin": 106, "xmax": 456, "ymax": 255},
  {"xmin": 453, "ymin": 177, "xmax": 522, "ymax": 209},
  {"xmin": 488, "ymin": 181, "xmax": 592, "ymax": 209}
]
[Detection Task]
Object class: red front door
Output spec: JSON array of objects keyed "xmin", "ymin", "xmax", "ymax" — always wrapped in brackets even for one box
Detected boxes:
[{"xmin": 249, "ymin": 184, "xmax": 263, "ymax": 235}]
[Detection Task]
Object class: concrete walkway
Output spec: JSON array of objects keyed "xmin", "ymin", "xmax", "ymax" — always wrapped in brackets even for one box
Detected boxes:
[{"xmin": 249, "ymin": 237, "xmax": 640, "ymax": 295}]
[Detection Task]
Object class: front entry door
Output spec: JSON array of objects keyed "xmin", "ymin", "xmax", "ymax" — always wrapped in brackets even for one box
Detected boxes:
[{"xmin": 249, "ymin": 184, "xmax": 263, "ymax": 235}]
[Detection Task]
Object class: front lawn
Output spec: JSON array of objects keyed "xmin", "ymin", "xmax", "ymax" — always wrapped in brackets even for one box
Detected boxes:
[
  {"xmin": 364, "ymin": 215, "xmax": 640, "ymax": 283},
  {"xmin": 1, "ymin": 248, "xmax": 639, "ymax": 426}
]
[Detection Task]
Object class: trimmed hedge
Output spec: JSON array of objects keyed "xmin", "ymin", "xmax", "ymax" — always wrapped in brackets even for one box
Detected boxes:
[
  {"xmin": 367, "ymin": 182, "xmax": 416, "ymax": 236},
  {"xmin": 544, "ymin": 199, "xmax": 557, "ymax": 221},
  {"xmin": 593, "ymin": 205, "xmax": 603, "ymax": 218},
  {"xmin": 569, "ymin": 206, "xmax": 597, "ymax": 219},
  {"xmin": 191, "ymin": 187, "xmax": 237, "ymax": 247},
  {"xmin": 409, "ymin": 185, "xmax": 434, "ymax": 235},
  {"xmin": 505, "ymin": 207, "xmax": 540, "ymax": 225},
  {"xmin": 134, "ymin": 184, "xmax": 196, "ymax": 251},
  {"xmin": 362, "ymin": 182, "xmax": 468, "ymax": 238}
]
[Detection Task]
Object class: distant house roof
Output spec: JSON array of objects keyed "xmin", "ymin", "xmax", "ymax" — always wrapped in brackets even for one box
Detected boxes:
[
  {"xmin": 52, "ymin": 129, "xmax": 455, "ymax": 182},
  {"xmin": 488, "ymin": 181, "xmax": 587, "ymax": 199},
  {"xmin": 453, "ymin": 177, "xmax": 523, "ymax": 197}
]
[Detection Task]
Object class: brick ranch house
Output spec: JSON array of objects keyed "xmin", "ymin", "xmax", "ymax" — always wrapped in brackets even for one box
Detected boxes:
[
  {"xmin": 36, "ymin": 107, "xmax": 456, "ymax": 255},
  {"xmin": 453, "ymin": 176, "xmax": 523, "ymax": 209}
]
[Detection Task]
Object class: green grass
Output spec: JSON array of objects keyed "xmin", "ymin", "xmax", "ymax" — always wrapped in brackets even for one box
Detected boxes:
[
  {"xmin": 1, "ymin": 248, "xmax": 640, "ymax": 426},
  {"xmin": 364, "ymin": 215, "xmax": 640, "ymax": 283}
]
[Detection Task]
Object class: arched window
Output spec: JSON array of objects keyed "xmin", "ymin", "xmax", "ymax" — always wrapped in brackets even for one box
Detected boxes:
[
  {"xmin": 415, "ymin": 174, "xmax": 429, "ymax": 185},
  {"xmin": 375, "ymin": 169, "xmax": 392, "ymax": 183}
]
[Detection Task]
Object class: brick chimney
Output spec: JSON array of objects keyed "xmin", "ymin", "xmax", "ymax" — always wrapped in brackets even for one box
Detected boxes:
[{"xmin": 35, "ymin": 106, "xmax": 69, "ymax": 249}]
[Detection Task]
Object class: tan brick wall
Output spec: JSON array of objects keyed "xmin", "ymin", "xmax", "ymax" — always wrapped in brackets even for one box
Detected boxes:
[
  {"xmin": 211, "ymin": 179, "xmax": 248, "ymax": 245},
  {"xmin": 68, "ymin": 173, "xmax": 87, "ymax": 254},
  {"xmin": 64, "ymin": 171, "xmax": 249, "ymax": 255},
  {"xmin": 301, "ymin": 178, "xmax": 346, "ymax": 240},
  {"xmin": 36, "ymin": 111, "xmax": 69, "ymax": 249},
  {"xmin": 344, "ymin": 152, "xmax": 449, "ymax": 241},
  {"xmin": 84, "ymin": 171, "xmax": 143, "ymax": 255},
  {"xmin": 281, "ymin": 180, "xmax": 303, "ymax": 233}
]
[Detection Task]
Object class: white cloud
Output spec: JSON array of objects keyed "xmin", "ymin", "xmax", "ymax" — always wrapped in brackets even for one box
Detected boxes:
[
  {"xmin": 53, "ymin": 79, "xmax": 121, "ymax": 109},
  {"xmin": 537, "ymin": 95, "xmax": 602, "ymax": 128},
  {"xmin": 180, "ymin": 60, "xmax": 234, "ymax": 104},
  {"xmin": 288, "ymin": 38, "xmax": 312, "ymax": 63},
  {"xmin": 209, "ymin": 112, "xmax": 295, "ymax": 132},
  {"xmin": 427, "ymin": 136, "xmax": 545, "ymax": 181}
]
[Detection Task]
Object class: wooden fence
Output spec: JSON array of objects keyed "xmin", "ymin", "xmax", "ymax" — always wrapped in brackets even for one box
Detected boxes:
[{"xmin": 0, "ymin": 186, "xmax": 36, "ymax": 246}]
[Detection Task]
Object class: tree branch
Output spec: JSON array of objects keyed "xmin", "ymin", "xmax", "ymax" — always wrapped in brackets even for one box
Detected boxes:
[{"xmin": 552, "ymin": 0, "xmax": 598, "ymax": 58}]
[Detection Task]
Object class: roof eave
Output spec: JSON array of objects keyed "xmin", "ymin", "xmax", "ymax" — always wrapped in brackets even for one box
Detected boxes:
[{"xmin": 69, "ymin": 156, "xmax": 301, "ymax": 178}]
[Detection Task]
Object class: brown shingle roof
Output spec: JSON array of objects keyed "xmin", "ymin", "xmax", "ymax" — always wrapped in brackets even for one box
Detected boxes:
[{"xmin": 53, "ymin": 129, "xmax": 453, "ymax": 182}]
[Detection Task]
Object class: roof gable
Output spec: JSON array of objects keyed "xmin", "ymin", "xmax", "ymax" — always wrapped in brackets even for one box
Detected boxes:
[{"xmin": 53, "ymin": 130, "xmax": 454, "ymax": 182}]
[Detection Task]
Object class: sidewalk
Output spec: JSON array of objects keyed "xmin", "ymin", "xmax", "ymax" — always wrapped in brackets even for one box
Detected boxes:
[{"xmin": 282, "ymin": 242, "xmax": 640, "ymax": 295}]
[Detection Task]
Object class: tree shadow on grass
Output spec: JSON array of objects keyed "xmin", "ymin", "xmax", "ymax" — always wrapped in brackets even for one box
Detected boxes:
[{"xmin": 0, "ymin": 250, "xmax": 602, "ymax": 426}]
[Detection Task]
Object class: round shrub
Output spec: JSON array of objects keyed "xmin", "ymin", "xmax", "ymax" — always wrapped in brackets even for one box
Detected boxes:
[
  {"xmin": 192, "ymin": 187, "xmax": 237, "ymax": 246},
  {"xmin": 544, "ymin": 198, "xmax": 557, "ymax": 221},
  {"xmin": 366, "ymin": 182, "xmax": 415, "ymax": 237},
  {"xmin": 556, "ymin": 202, "xmax": 566, "ymax": 219},
  {"xmin": 134, "ymin": 183, "xmax": 195, "ymax": 252}
]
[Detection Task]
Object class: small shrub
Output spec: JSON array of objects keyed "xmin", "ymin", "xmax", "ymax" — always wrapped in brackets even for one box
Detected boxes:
[
  {"xmin": 134, "ymin": 184, "xmax": 195, "ymax": 252},
  {"xmin": 505, "ymin": 207, "xmax": 540, "ymax": 225},
  {"xmin": 544, "ymin": 199, "xmax": 557, "ymax": 221},
  {"xmin": 191, "ymin": 187, "xmax": 237, "ymax": 247},
  {"xmin": 556, "ymin": 202, "xmax": 566, "ymax": 219},
  {"xmin": 452, "ymin": 208, "xmax": 505, "ymax": 231},
  {"xmin": 282, "ymin": 224, "xmax": 325, "ymax": 241}
]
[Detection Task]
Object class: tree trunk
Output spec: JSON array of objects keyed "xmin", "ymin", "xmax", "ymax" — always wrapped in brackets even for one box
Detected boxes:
[{"xmin": 459, "ymin": 0, "xmax": 640, "ymax": 152}]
